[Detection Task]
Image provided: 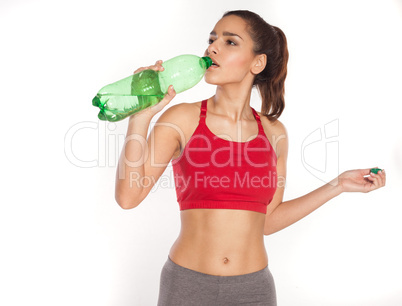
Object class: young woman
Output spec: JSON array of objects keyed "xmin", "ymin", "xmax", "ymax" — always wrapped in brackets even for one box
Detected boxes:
[{"xmin": 115, "ymin": 10, "xmax": 386, "ymax": 306}]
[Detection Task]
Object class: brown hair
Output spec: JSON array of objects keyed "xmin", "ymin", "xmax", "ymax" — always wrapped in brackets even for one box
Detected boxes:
[{"xmin": 222, "ymin": 10, "xmax": 289, "ymax": 121}]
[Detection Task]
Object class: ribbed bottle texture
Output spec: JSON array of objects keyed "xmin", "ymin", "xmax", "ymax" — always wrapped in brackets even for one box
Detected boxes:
[{"xmin": 92, "ymin": 55, "xmax": 212, "ymax": 122}]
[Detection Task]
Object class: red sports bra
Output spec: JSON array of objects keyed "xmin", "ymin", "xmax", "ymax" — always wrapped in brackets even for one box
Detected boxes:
[{"xmin": 172, "ymin": 99, "xmax": 277, "ymax": 214}]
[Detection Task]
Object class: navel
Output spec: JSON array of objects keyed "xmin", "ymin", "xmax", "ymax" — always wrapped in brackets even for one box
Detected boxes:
[{"xmin": 223, "ymin": 257, "xmax": 229, "ymax": 264}]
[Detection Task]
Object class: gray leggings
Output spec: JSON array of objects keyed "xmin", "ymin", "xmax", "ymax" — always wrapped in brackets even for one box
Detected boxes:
[{"xmin": 157, "ymin": 256, "xmax": 277, "ymax": 306}]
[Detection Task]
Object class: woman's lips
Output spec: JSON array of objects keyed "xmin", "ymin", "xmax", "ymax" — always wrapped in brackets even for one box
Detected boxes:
[{"xmin": 207, "ymin": 64, "xmax": 219, "ymax": 71}]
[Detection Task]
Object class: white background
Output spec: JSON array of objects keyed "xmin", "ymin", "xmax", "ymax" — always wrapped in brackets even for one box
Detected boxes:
[{"xmin": 1, "ymin": 0, "xmax": 402, "ymax": 305}]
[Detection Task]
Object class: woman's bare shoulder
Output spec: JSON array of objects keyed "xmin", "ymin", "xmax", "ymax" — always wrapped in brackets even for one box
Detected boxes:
[
  {"xmin": 158, "ymin": 101, "xmax": 202, "ymax": 125},
  {"xmin": 156, "ymin": 101, "xmax": 203, "ymax": 144},
  {"xmin": 256, "ymin": 112, "xmax": 287, "ymax": 138},
  {"xmin": 257, "ymin": 111, "xmax": 288, "ymax": 158},
  {"xmin": 164, "ymin": 101, "xmax": 201, "ymax": 115}
]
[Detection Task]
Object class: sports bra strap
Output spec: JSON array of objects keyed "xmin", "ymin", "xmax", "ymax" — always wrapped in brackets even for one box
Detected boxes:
[
  {"xmin": 251, "ymin": 107, "xmax": 261, "ymax": 121},
  {"xmin": 251, "ymin": 108, "xmax": 265, "ymax": 135},
  {"xmin": 199, "ymin": 99, "xmax": 207, "ymax": 123}
]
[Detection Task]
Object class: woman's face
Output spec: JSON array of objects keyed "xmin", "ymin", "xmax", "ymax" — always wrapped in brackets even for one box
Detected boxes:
[{"xmin": 204, "ymin": 15, "xmax": 259, "ymax": 86}]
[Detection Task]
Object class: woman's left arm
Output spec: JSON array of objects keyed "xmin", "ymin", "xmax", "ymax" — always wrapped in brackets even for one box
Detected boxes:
[{"xmin": 263, "ymin": 122, "xmax": 386, "ymax": 235}]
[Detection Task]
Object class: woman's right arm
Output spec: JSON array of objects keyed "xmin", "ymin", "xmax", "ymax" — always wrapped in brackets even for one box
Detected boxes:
[{"xmin": 115, "ymin": 60, "xmax": 178, "ymax": 209}]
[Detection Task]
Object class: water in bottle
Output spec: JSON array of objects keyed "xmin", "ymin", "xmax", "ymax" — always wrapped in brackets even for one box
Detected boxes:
[{"xmin": 92, "ymin": 55, "xmax": 212, "ymax": 122}]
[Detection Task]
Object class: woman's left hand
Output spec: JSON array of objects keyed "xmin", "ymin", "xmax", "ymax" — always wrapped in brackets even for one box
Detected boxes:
[{"xmin": 337, "ymin": 168, "xmax": 386, "ymax": 193}]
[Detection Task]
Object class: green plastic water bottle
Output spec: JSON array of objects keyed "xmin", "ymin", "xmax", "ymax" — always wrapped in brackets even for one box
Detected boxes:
[{"xmin": 92, "ymin": 54, "xmax": 213, "ymax": 122}]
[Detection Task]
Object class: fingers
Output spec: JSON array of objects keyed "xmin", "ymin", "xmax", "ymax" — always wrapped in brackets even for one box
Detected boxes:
[
  {"xmin": 166, "ymin": 85, "xmax": 176, "ymax": 98},
  {"xmin": 366, "ymin": 169, "xmax": 386, "ymax": 190},
  {"xmin": 147, "ymin": 85, "xmax": 176, "ymax": 114},
  {"xmin": 363, "ymin": 168, "xmax": 372, "ymax": 176},
  {"xmin": 377, "ymin": 169, "xmax": 386, "ymax": 186},
  {"xmin": 159, "ymin": 85, "xmax": 176, "ymax": 105},
  {"xmin": 134, "ymin": 60, "xmax": 165, "ymax": 74},
  {"xmin": 130, "ymin": 60, "xmax": 175, "ymax": 118}
]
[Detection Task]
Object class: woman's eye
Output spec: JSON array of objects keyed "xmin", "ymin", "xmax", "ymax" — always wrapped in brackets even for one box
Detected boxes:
[{"xmin": 207, "ymin": 38, "xmax": 236, "ymax": 46}]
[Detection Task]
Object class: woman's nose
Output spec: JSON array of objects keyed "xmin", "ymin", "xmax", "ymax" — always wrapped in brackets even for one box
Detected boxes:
[{"xmin": 207, "ymin": 42, "xmax": 218, "ymax": 55}]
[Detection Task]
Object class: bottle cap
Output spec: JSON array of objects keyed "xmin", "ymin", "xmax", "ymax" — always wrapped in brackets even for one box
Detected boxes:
[
  {"xmin": 201, "ymin": 56, "xmax": 213, "ymax": 69},
  {"xmin": 370, "ymin": 168, "xmax": 383, "ymax": 174}
]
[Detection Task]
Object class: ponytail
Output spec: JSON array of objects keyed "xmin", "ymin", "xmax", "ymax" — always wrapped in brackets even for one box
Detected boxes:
[
  {"xmin": 222, "ymin": 11, "xmax": 289, "ymax": 121},
  {"xmin": 258, "ymin": 26, "xmax": 288, "ymax": 121}
]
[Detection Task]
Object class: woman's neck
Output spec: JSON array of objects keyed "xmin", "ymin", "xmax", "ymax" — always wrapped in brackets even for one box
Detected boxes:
[{"xmin": 212, "ymin": 83, "xmax": 254, "ymax": 122}]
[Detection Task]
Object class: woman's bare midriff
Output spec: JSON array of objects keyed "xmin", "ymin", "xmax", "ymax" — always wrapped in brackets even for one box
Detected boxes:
[{"xmin": 168, "ymin": 208, "xmax": 268, "ymax": 276}]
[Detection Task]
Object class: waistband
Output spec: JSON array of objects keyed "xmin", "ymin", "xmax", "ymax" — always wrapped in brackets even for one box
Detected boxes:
[{"xmin": 164, "ymin": 256, "xmax": 269, "ymax": 284}]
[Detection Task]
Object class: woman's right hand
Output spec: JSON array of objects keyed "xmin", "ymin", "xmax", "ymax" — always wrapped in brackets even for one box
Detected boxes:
[{"xmin": 130, "ymin": 60, "xmax": 176, "ymax": 120}]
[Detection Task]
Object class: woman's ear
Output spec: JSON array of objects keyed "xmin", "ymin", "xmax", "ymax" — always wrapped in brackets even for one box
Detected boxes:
[{"xmin": 251, "ymin": 54, "xmax": 267, "ymax": 75}]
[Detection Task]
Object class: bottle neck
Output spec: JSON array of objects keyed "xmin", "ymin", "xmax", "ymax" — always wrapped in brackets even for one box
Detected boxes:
[{"xmin": 201, "ymin": 56, "xmax": 212, "ymax": 69}]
